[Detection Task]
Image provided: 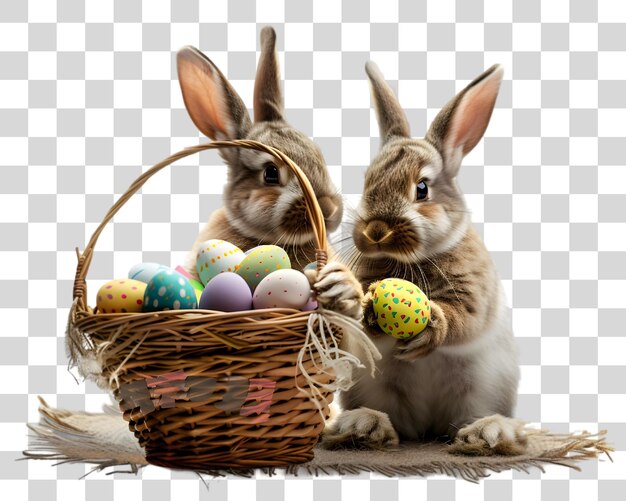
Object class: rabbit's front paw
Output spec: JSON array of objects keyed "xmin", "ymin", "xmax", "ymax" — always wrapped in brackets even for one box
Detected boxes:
[
  {"xmin": 362, "ymin": 281, "xmax": 381, "ymax": 327},
  {"xmin": 394, "ymin": 300, "xmax": 447, "ymax": 360},
  {"xmin": 450, "ymin": 414, "xmax": 528, "ymax": 456},
  {"xmin": 306, "ymin": 262, "xmax": 364, "ymax": 320},
  {"xmin": 320, "ymin": 407, "xmax": 400, "ymax": 450}
]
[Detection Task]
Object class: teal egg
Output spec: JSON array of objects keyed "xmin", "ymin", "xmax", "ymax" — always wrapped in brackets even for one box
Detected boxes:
[{"xmin": 142, "ymin": 269, "xmax": 198, "ymax": 312}]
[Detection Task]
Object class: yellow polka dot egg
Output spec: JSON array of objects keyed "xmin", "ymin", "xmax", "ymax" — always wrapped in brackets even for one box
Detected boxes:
[
  {"xmin": 96, "ymin": 279, "xmax": 147, "ymax": 313},
  {"xmin": 372, "ymin": 278, "xmax": 431, "ymax": 339},
  {"xmin": 196, "ymin": 239, "xmax": 245, "ymax": 286}
]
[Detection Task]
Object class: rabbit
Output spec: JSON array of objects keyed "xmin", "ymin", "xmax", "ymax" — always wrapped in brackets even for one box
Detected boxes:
[
  {"xmin": 180, "ymin": 30, "xmax": 332, "ymax": 268},
  {"xmin": 177, "ymin": 27, "xmax": 362, "ymax": 319},
  {"xmin": 26, "ymin": 27, "xmax": 363, "ymax": 467},
  {"xmin": 322, "ymin": 62, "xmax": 526, "ymax": 455}
]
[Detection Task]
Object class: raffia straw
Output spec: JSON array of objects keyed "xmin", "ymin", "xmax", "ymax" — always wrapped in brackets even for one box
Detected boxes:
[{"xmin": 296, "ymin": 310, "xmax": 380, "ymax": 418}]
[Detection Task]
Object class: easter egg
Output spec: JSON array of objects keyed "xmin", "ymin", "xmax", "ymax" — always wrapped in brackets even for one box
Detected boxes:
[
  {"xmin": 96, "ymin": 279, "xmax": 147, "ymax": 313},
  {"xmin": 304, "ymin": 262, "xmax": 318, "ymax": 272},
  {"xmin": 372, "ymin": 278, "xmax": 430, "ymax": 339},
  {"xmin": 236, "ymin": 245, "xmax": 291, "ymax": 292},
  {"xmin": 199, "ymin": 272, "xmax": 252, "ymax": 312},
  {"xmin": 244, "ymin": 245, "xmax": 263, "ymax": 255},
  {"xmin": 253, "ymin": 269, "xmax": 310, "ymax": 310},
  {"xmin": 142, "ymin": 269, "xmax": 198, "ymax": 312},
  {"xmin": 175, "ymin": 265, "xmax": 205, "ymax": 297},
  {"xmin": 196, "ymin": 239, "xmax": 245, "ymax": 286},
  {"xmin": 128, "ymin": 262, "xmax": 170, "ymax": 284},
  {"xmin": 301, "ymin": 295, "xmax": 318, "ymax": 311}
]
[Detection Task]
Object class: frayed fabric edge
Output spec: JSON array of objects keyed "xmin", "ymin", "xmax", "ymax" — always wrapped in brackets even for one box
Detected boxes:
[{"xmin": 24, "ymin": 413, "xmax": 612, "ymax": 482}]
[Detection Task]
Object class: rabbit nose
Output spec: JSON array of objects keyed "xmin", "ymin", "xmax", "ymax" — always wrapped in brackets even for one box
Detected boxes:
[
  {"xmin": 318, "ymin": 196, "xmax": 339, "ymax": 221},
  {"xmin": 363, "ymin": 221, "xmax": 393, "ymax": 244}
]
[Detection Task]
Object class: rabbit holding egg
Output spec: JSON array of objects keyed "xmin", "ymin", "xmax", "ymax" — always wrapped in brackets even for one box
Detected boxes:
[{"xmin": 323, "ymin": 63, "xmax": 526, "ymax": 455}]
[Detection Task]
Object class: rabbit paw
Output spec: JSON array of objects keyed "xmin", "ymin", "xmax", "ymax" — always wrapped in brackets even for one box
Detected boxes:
[
  {"xmin": 393, "ymin": 300, "xmax": 447, "ymax": 360},
  {"xmin": 362, "ymin": 281, "xmax": 381, "ymax": 327},
  {"xmin": 305, "ymin": 262, "xmax": 364, "ymax": 320},
  {"xmin": 361, "ymin": 281, "xmax": 389, "ymax": 338},
  {"xmin": 450, "ymin": 414, "xmax": 528, "ymax": 456},
  {"xmin": 320, "ymin": 407, "xmax": 400, "ymax": 450}
]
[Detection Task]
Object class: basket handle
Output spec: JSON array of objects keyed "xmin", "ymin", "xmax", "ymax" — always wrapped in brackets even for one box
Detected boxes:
[{"xmin": 73, "ymin": 140, "xmax": 328, "ymax": 309}]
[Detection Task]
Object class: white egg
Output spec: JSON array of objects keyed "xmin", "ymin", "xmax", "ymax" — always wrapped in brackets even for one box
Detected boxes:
[{"xmin": 253, "ymin": 269, "xmax": 311, "ymax": 310}]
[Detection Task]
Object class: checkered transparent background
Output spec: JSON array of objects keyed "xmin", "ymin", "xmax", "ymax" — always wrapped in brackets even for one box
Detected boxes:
[{"xmin": 1, "ymin": 0, "xmax": 625, "ymax": 499}]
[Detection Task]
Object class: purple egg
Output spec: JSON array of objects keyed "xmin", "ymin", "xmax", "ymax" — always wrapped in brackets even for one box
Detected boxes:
[
  {"xmin": 301, "ymin": 294, "xmax": 318, "ymax": 311},
  {"xmin": 199, "ymin": 272, "xmax": 252, "ymax": 312}
]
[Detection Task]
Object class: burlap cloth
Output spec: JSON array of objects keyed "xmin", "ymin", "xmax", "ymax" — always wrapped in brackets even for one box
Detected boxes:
[{"xmin": 24, "ymin": 399, "xmax": 612, "ymax": 482}]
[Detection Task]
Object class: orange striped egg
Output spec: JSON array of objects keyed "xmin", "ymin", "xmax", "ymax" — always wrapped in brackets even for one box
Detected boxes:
[{"xmin": 196, "ymin": 239, "xmax": 245, "ymax": 286}]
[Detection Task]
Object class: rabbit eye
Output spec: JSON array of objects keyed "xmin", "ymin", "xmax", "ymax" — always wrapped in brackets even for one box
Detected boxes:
[
  {"xmin": 263, "ymin": 163, "xmax": 280, "ymax": 185},
  {"xmin": 416, "ymin": 181, "xmax": 428, "ymax": 201}
]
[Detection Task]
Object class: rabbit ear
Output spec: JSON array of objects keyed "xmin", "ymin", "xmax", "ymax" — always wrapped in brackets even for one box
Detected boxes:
[
  {"xmin": 365, "ymin": 61, "xmax": 411, "ymax": 146},
  {"xmin": 253, "ymin": 27, "xmax": 283, "ymax": 122},
  {"xmin": 177, "ymin": 46, "xmax": 252, "ymax": 140},
  {"xmin": 426, "ymin": 65, "xmax": 504, "ymax": 177}
]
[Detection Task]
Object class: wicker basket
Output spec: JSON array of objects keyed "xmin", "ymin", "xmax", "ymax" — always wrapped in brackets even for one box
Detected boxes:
[{"xmin": 66, "ymin": 140, "xmax": 351, "ymax": 471}]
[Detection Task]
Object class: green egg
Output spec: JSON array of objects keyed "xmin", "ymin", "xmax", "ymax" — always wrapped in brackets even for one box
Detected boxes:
[{"xmin": 236, "ymin": 245, "xmax": 291, "ymax": 292}]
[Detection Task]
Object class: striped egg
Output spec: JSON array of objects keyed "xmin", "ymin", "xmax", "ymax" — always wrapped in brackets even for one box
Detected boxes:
[{"xmin": 196, "ymin": 239, "xmax": 245, "ymax": 286}]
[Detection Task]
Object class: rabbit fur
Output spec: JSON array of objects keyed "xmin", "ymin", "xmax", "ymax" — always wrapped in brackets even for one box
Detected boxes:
[
  {"xmin": 177, "ymin": 27, "xmax": 362, "ymax": 319},
  {"xmin": 323, "ymin": 63, "xmax": 525, "ymax": 454}
]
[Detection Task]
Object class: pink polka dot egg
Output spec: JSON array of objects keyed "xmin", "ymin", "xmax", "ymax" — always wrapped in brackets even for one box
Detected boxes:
[
  {"xmin": 96, "ymin": 279, "xmax": 147, "ymax": 314},
  {"xmin": 252, "ymin": 269, "xmax": 311, "ymax": 310}
]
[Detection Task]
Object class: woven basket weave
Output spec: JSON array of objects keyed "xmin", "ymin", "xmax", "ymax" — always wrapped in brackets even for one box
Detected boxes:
[{"xmin": 67, "ymin": 140, "xmax": 344, "ymax": 471}]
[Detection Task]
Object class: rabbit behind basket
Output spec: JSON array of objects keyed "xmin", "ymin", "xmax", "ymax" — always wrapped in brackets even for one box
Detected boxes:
[
  {"xmin": 178, "ymin": 26, "xmax": 364, "ymax": 320},
  {"xmin": 323, "ymin": 63, "xmax": 526, "ymax": 454},
  {"xmin": 178, "ymin": 27, "xmax": 343, "ymax": 276}
]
